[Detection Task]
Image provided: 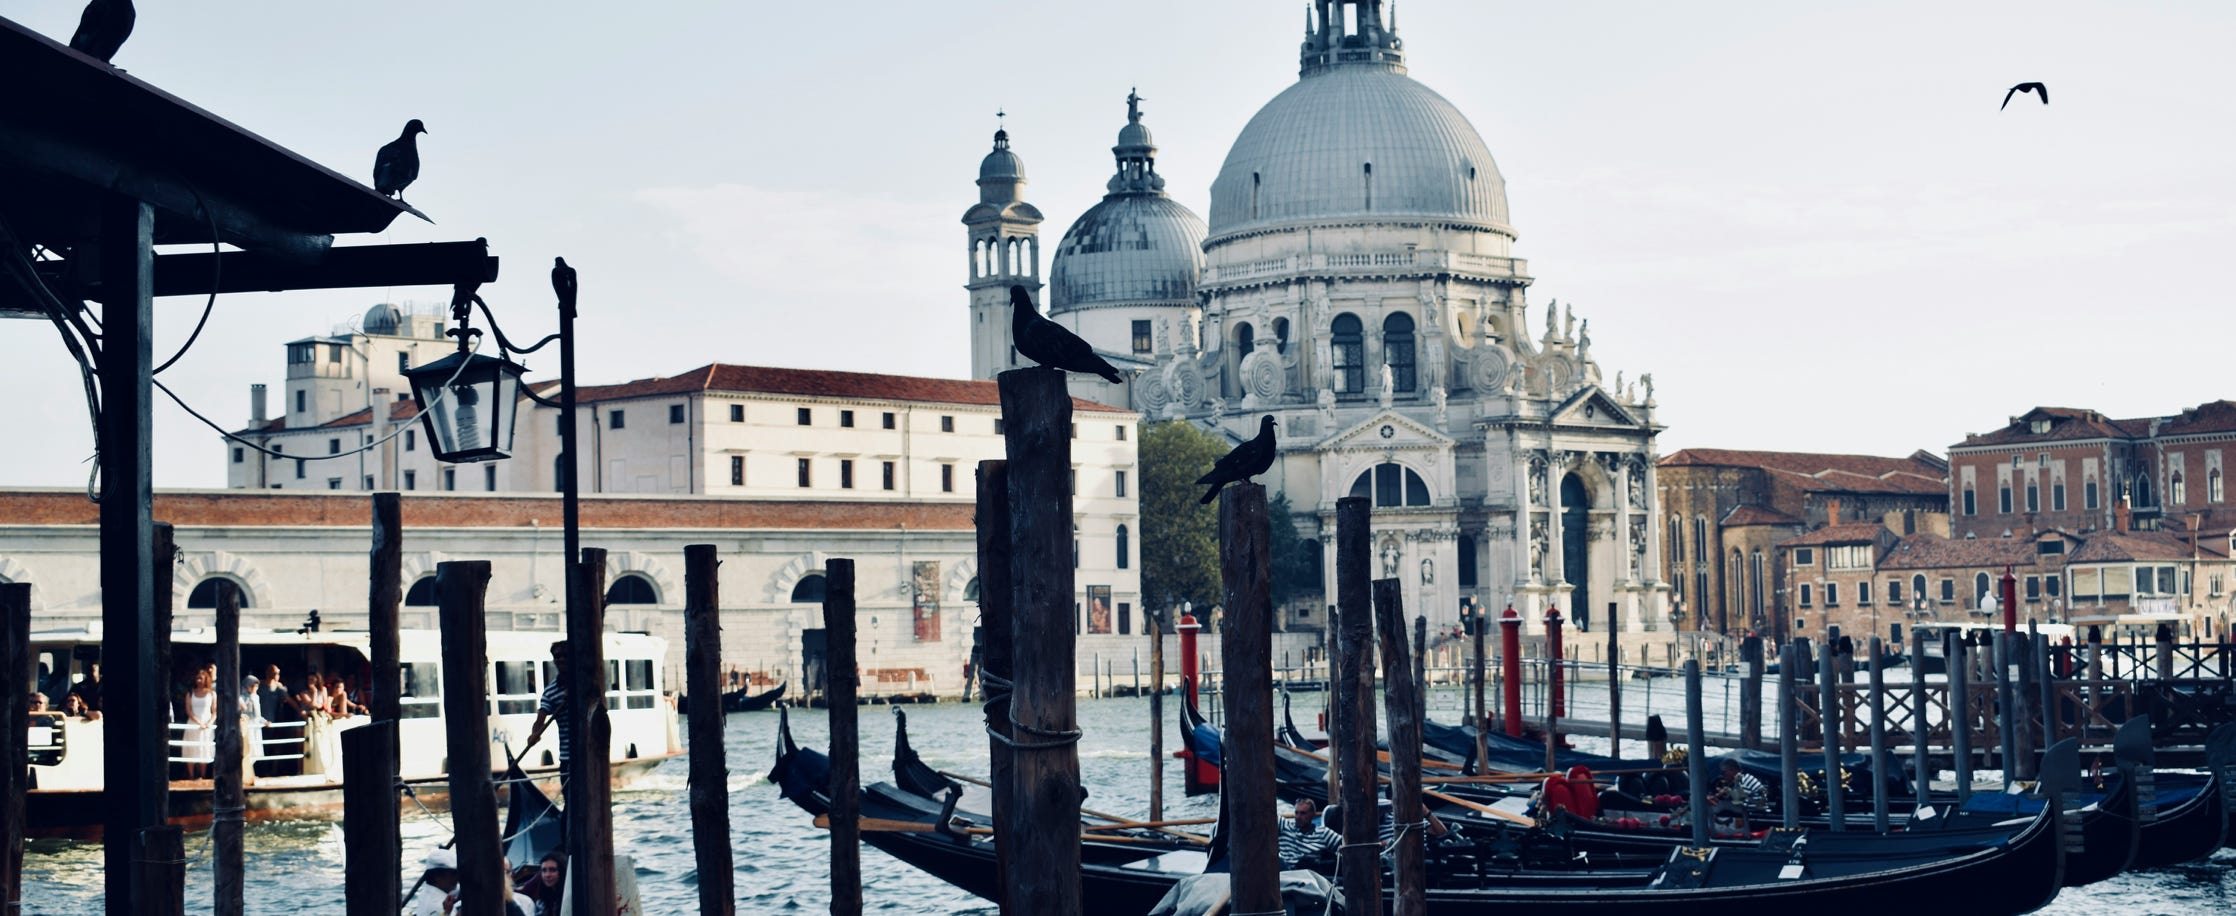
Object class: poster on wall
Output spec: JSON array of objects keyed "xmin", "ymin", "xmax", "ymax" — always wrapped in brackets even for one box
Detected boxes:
[
  {"xmin": 1086, "ymin": 585, "xmax": 1113, "ymax": 634},
  {"xmin": 912, "ymin": 560, "xmax": 941, "ymax": 642}
]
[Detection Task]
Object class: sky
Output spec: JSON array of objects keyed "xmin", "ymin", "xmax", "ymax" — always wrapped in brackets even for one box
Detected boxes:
[{"xmin": 5, "ymin": 1, "xmax": 2233, "ymax": 489}]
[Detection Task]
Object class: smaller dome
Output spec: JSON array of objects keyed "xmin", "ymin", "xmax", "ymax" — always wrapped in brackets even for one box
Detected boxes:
[
  {"xmin": 1048, "ymin": 195, "xmax": 1206, "ymax": 312},
  {"xmin": 1117, "ymin": 120, "xmax": 1153, "ymax": 150},
  {"xmin": 979, "ymin": 129, "xmax": 1025, "ymax": 182},
  {"xmin": 363, "ymin": 303, "xmax": 401, "ymax": 335}
]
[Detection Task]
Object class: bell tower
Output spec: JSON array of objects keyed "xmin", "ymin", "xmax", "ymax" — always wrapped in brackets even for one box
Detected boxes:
[{"xmin": 963, "ymin": 121, "xmax": 1044, "ymax": 379}]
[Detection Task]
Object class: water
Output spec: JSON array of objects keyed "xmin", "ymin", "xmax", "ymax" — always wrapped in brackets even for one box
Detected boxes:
[{"xmin": 17, "ymin": 685, "xmax": 2235, "ymax": 914}]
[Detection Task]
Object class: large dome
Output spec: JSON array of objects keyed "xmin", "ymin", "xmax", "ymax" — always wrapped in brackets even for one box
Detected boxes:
[
  {"xmin": 1048, "ymin": 194, "xmax": 1206, "ymax": 311},
  {"xmin": 1207, "ymin": 65, "xmax": 1509, "ymax": 240}
]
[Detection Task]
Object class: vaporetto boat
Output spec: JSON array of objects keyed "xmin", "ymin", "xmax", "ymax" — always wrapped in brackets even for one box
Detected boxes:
[{"xmin": 22, "ymin": 625, "xmax": 681, "ymax": 834}]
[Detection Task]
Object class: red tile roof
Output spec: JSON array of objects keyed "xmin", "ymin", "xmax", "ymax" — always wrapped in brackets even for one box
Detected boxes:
[
  {"xmin": 1721, "ymin": 505, "xmax": 1802, "ymax": 527},
  {"xmin": 1955, "ymin": 402, "xmax": 2236, "ymax": 448},
  {"xmin": 1659, "ymin": 449, "xmax": 1947, "ymax": 496},
  {"xmin": 2158, "ymin": 400, "xmax": 2236, "ymax": 437},
  {"xmin": 1780, "ymin": 522, "xmax": 1890, "ymax": 548},
  {"xmin": 2067, "ymin": 530, "xmax": 2226, "ymax": 563},
  {"xmin": 1878, "ymin": 533, "xmax": 2038, "ymax": 570},
  {"xmin": 572, "ymin": 364, "xmax": 1132, "ymax": 413}
]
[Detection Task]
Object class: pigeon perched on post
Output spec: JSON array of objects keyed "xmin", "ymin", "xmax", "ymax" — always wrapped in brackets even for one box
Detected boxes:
[
  {"xmin": 372, "ymin": 120, "xmax": 427, "ymax": 201},
  {"xmin": 1011, "ymin": 285, "xmax": 1125, "ymax": 384},
  {"xmin": 68, "ymin": 0, "xmax": 134, "ymax": 63},
  {"xmin": 2001, "ymin": 82, "xmax": 2048, "ymax": 109},
  {"xmin": 552, "ymin": 257, "xmax": 577, "ymax": 310},
  {"xmin": 1196, "ymin": 415, "xmax": 1278, "ymax": 505}
]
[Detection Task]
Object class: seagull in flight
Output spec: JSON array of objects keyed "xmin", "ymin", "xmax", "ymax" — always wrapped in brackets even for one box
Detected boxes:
[
  {"xmin": 2001, "ymin": 82, "xmax": 2048, "ymax": 110},
  {"xmin": 1010, "ymin": 286, "xmax": 1125, "ymax": 384}
]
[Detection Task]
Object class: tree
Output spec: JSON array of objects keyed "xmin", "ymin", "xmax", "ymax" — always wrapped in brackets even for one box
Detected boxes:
[
  {"xmin": 1139, "ymin": 421, "xmax": 1226, "ymax": 617},
  {"xmin": 1267, "ymin": 491, "xmax": 1322, "ymax": 609}
]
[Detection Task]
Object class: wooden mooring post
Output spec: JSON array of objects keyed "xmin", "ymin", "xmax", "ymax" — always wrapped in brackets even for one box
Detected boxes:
[
  {"xmin": 684, "ymin": 544, "xmax": 735, "ymax": 916},
  {"xmin": 1331, "ymin": 495, "xmax": 1380, "ymax": 911},
  {"xmin": 1778, "ymin": 640, "xmax": 1800, "ymax": 829},
  {"xmin": 1471, "ymin": 610, "xmax": 1490, "ymax": 772},
  {"xmin": 340, "ymin": 721, "xmax": 399, "ymax": 916},
  {"xmin": 826, "ymin": 559, "xmax": 861, "ymax": 916},
  {"xmin": 1868, "ymin": 636, "xmax": 1890, "ymax": 833},
  {"xmin": 1996, "ymin": 632, "xmax": 2017, "ymax": 790},
  {"xmin": 998, "ymin": 369, "xmax": 1082, "ymax": 916},
  {"xmin": 1376, "ymin": 579, "xmax": 1427, "ymax": 916},
  {"xmin": 1819, "ymin": 640, "xmax": 1845, "ymax": 830},
  {"xmin": 1911, "ymin": 628, "xmax": 1931, "ymax": 809},
  {"xmin": 436, "ymin": 561, "xmax": 503, "ymax": 915},
  {"xmin": 1684, "ymin": 659, "xmax": 1710, "ymax": 848},
  {"xmin": 975, "ymin": 460, "xmax": 1017, "ymax": 913},
  {"xmin": 1949, "ymin": 632, "xmax": 1973, "ymax": 804},
  {"xmin": 2, "ymin": 583, "xmax": 30, "ymax": 916},
  {"xmin": 1147, "ymin": 612, "xmax": 1164, "ymax": 824},
  {"xmin": 1741, "ymin": 636, "xmax": 1764, "ymax": 750},
  {"xmin": 568, "ymin": 549, "xmax": 617, "ymax": 916},
  {"xmin": 212, "ymin": 580, "xmax": 245, "ymax": 916},
  {"xmin": 135, "ymin": 826, "xmax": 184, "ymax": 916},
  {"xmin": 1218, "ymin": 485, "xmax": 1281, "ymax": 916},
  {"xmin": 362, "ymin": 491, "xmax": 403, "ymax": 908},
  {"xmin": 1606, "ymin": 602, "xmax": 1622, "ymax": 759}
]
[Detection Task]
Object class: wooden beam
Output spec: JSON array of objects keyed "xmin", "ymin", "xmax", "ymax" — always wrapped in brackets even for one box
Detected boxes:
[
  {"xmin": 1375, "ymin": 579, "xmax": 1426, "ymax": 916},
  {"xmin": 1218, "ymin": 485, "xmax": 1279, "ymax": 916},
  {"xmin": 684, "ymin": 544, "xmax": 735, "ymax": 916},
  {"xmin": 98, "ymin": 194, "xmax": 160, "ymax": 916},
  {"xmin": 1, "ymin": 583, "xmax": 28, "ymax": 914},
  {"xmin": 997, "ymin": 368, "xmax": 1081, "ymax": 916},
  {"xmin": 437, "ymin": 561, "xmax": 502, "ymax": 916},
  {"xmin": 825, "ymin": 559, "xmax": 861, "ymax": 916},
  {"xmin": 213, "ymin": 580, "xmax": 244, "ymax": 916},
  {"xmin": 1331, "ymin": 495, "xmax": 1379, "ymax": 911},
  {"xmin": 973, "ymin": 459, "xmax": 1016, "ymax": 916},
  {"xmin": 567, "ymin": 550, "xmax": 616, "ymax": 916},
  {"xmin": 26, "ymin": 241, "xmax": 499, "ymax": 298}
]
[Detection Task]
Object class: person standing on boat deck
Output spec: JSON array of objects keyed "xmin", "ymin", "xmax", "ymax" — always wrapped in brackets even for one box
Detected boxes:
[
  {"xmin": 239, "ymin": 675, "xmax": 265, "ymax": 783},
  {"xmin": 62, "ymin": 692, "xmax": 100, "ymax": 721},
  {"xmin": 71, "ymin": 660, "xmax": 102, "ymax": 712},
  {"xmin": 523, "ymin": 641, "xmax": 574, "ymax": 776},
  {"xmin": 182, "ymin": 665, "xmax": 218, "ymax": 779},
  {"xmin": 1276, "ymin": 799, "xmax": 1339, "ymax": 867}
]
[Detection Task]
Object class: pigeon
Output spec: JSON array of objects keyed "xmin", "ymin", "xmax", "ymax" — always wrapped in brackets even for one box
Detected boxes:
[
  {"xmin": 372, "ymin": 119, "xmax": 427, "ymax": 201},
  {"xmin": 552, "ymin": 257, "xmax": 578, "ymax": 309},
  {"xmin": 2001, "ymin": 82, "xmax": 2048, "ymax": 110},
  {"xmin": 1196, "ymin": 415, "xmax": 1278, "ymax": 505},
  {"xmin": 68, "ymin": 0, "xmax": 134, "ymax": 63},
  {"xmin": 1010, "ymin": 285, "xmax": 1124, "ymax": 384}
]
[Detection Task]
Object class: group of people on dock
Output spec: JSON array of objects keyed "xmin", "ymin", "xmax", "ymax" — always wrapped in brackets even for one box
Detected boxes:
[{"xmin": 173, "ymin": 660, "xmax": 370, "ymax": 782}]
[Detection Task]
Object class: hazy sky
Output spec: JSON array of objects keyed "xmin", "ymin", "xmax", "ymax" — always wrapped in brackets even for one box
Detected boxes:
[{"xmin": 6, "ymin": 1, "xmax": 2232, "ymax": 489}]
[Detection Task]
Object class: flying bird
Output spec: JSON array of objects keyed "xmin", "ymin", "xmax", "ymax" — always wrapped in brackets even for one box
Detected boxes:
[
  {"xmin": 372, "ymin": 119, "xmax": 427, "ymax": 201},
  {"xmin": 1196, "ymin": 415, "xmax": 1278, "ymax": 505},
  {"xmin": 552, "ymin": 257, "xmax": 577, "ymax": 310},
  {"xmin": 68, "ymin": 0, "xmax": 135, "ymax": 63},
  {"xmin": 2001, "ymin": 82, "xmax": 2048, "ymax": 110},
  {"xmin": 1010, "ymin": 285, "xmax": 1124, "ymax": 384}
]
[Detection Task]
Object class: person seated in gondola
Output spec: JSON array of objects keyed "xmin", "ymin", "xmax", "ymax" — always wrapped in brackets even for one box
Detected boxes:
[
  {"xmin": 1276, "ymin": 799, "xmax": 1339, "ymax": 868},
  {"xmin": 1708, "ymin": 757, "xmax": 1769, "ymax": 831}
]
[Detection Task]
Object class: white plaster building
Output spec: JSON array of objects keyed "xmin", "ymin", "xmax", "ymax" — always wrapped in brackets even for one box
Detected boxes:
[{"xmin": 967, "ymin": 1, "xmax": 1669, "ymax": 640}]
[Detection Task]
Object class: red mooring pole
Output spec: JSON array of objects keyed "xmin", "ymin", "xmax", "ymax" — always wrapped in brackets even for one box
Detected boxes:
[
  {"xmin": 1175, "ymin": 610, "xmax": 1211, "ymax": 793},
  {"xmin": 1500, "ymin": 605, "xmax": 1523, "ymax": 736},
  {"xmin": 2000, "ymin": 565, "xmax": 2019, "ymax": 635}
]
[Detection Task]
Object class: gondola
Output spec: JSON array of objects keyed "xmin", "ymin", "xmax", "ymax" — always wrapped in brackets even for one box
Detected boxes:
[
  {"xmin": 771, "ymin": 714, "xmax": 2067, "ymax": 916},
  {"xmin": 723, "ymin": 681, "xmax": 786, "ymax": 713},
  {"xmin": 500, "ymin": 755, "xmax": 565, "ymax": 872}
]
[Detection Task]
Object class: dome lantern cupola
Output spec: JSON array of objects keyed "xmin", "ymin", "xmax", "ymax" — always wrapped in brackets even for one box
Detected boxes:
[
  {"xmin": 1301, "ymin": 0, "xmax": 1405, "ymax": 77},
  {"xmin": 1108, "ymin": 88, "xmax": 1165, "ymax": 195},
  {"xmin": 1047, "ymin": 91, "xmax": 1206, "ymax": 316},
  {"xmin": 977, "ymin": 121, "xmax": 1027, "ymax": 204}
]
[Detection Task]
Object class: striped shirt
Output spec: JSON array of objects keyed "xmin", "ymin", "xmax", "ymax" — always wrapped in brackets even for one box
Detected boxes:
[
  {"xmin": 1276, "ymin": 819, "xmax": 1339, "ymax": 867},
  {"xmin": 1722, "ymin": 770, "xmax": 1769, "ymax": 811},
  {"xmin": 539, "ymin": 679, "xmax": 574, "ymax": 764}
]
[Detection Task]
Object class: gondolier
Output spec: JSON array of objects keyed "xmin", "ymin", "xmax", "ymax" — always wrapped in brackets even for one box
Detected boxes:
[{"xmin": 524, "ymin": 641, "xmax": 575, "ymax": 779}]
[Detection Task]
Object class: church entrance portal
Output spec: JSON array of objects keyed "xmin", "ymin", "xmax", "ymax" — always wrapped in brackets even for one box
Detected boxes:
[{"xmin": 1561, "ymin": 475, "xmax": 1589, "ymax": 631}]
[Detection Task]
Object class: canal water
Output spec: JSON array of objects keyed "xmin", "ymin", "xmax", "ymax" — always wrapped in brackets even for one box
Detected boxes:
[{"xmin": 17, "ymin": 681, "xmax": 2235, "ymax": 914}]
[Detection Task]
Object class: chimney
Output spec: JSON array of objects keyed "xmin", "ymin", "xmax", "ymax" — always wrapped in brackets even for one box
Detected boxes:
[
  {"xmin": 2113, "ymin": 496, "xmax": 2132, "ymax": 533},
  {"xmin": 1826, "ymin": 498, "xmax": 1841, "ymax": 527},
  {"xmin": 250, "ymin": 383, "xmax": 267, "ymax": 426}
]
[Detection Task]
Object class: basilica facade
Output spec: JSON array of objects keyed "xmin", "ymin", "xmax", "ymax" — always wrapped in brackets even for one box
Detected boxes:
[{"xmin": 967, "ymin": 0, "xmax": 1667, "ymax": 637}]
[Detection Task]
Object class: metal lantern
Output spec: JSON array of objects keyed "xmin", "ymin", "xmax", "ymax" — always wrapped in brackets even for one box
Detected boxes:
[{"xmin": 402, "ymin": 348, "xmax": 524, "ymax": 463}]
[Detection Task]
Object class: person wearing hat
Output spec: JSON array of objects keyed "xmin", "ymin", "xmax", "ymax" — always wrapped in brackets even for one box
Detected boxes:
[{"xmin": 411, "ymin": 849, "xmax": 459, "ymax": 916}]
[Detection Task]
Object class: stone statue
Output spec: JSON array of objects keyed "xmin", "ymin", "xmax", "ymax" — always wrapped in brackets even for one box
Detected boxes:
[
  {"xmin": 1431, "ymin": 386, "xmax": 1449, "ymax": 426},
  {"xmin": 1381, "ymin": 539, "xmax": 1402, "ymax": 577},
  {"xmin": 1614, "ymin": 371, "xmax": 1624, "ymax": 396},
  {"xmin": 1378, "ymin": 361, "xmax": 1394, "ymax": 408},
  {"xmin": 1528, "ymin": 519, "xmax": 1549, "ymax": 578},
  {"xmin": 1420, "ymin": 557, "xmax": 1435, "ymax": 585},
  {"xmin": 1563, "ymin": 304, "xmax": 1575, "ymax": 342},
  {"xmin": 1640, "ymin": 373, "xmax": 1655, "ymax": 403},
  {"xmin": 1544, "ymin": 299, "xmax": 1558, "ymax": 339},
  {"xmin": 1577, "ymin": 319, "xmax": 1591, "ymax": 359},
  {"xmin": 1528, "ymin": 458, "xmax": 1547, "ymax": 507}
]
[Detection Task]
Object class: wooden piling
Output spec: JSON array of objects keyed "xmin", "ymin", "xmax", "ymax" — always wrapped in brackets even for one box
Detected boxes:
[
  {"xmin": 1218, "ymin": 485, "xmax": 1280, "ymax": 916},
  {"xmin": 1471, "ymin": 613, "xmax": 1489, "ymax": 772},
  {"xmin": 364, "ymin": 492, "xmax": 403, "ymax": 891},
  {"xmin": 135, "ymin": 826, "xmax": 185, "ymax": 916},
  {"xmin": 997, "ymin": 369, "xmax": 1082, "ymax": 916},
  {"xmin": 683, "ymin": 544, "xmax": 734, "ymax": 916},
  {"xmin": 1148, "ymin": 612, "xmax": 1165, "ymax": 824},
  {"xmin": 1331, "ymin": 496, "xmax": 1380, "ymax": 911},
  {"xmin": 1606, "ymin": 603, "xmax": 1622, "ymax": 759},
  {"xmin": 2, "ymin": 583, "xmax": 29, "ymax": 915},
  {"xmin": 568, "ymin": 549, "xmax": 617, "ymax": 916},
  {"xmin": 340, "ymin": 721, "xmax": 399, "ymax": 916},
  {"xmin": 212, "ymin": 580, "xmax": 244, "ymax": 916},
  {"xmin": 1949, "ymin": 632, "xmax": 1972, "ymax": 804},
  {"xmin": 1911, "ymin": 628, "xmax": 1931, "ymax": 809},
  {"xmin": 1778, "ymin": 641, "xmax": 1800, "ymax": 829},
  {"xmin": 1741, "ymin": 636, "xmax": 1764, "ymax": 751},
  {"xmin": 2154, "ymin": 624, "xmax": 2175, "ymax": 681},
  {"xmin": 1499, "ymin": 606, "xmax": 1522, "ymax": 737},
  {"xmin": 1819, "ymin": 640, "xmax": 1845, "ymax": 830},
  {"xmin": 1414, "ymin": 616, "xmax": 1429, "ymax": 707},
  {"xmin": 435, "ymin": 561, "xmax": 503, "ymax": 915},
  {"xmin": 1684, "ymin": 660, "xmax": 1710, "ymax": 847},
  {"xmin": 2034, "ymin": 634, "xmax": 2056, "ymax": 760},
  {"xmin": 825, "ymin": 559, "xmax": 861, "ymax": 916},
  {"xmin": 1867, "ymin": 636, "xmax": 1890, "ymax": 833},
  {"xmin": 1375, "ymin": 580, "xmax": 1427, "ymax": 916},
  {"xmin": 1995, "ymin": 633, "xmax": 2017, "ymax": 790},
  {"xmin": 150, "ymin": 521, "xmax": 175, "ymax": 823},
  {"xmin": 974, "ymin": 460, "xmax": 1016, "ymax": 914},
  {"xmin": 1646, "ymin": 715, "xmax": 1667, "ymax": 764}
]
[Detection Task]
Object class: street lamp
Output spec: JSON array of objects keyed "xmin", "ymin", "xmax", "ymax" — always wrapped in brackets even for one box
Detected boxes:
[{"xmin": 403, "ymin": 293, "xmax": 526, "ymax": 463}]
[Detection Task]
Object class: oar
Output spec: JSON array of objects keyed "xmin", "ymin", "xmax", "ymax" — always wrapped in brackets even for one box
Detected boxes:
[
  {"xmin": 937, "ymin": 769, "xmax": 1210, "ymax": 844},
  {"xmin": 813, "ymin": 814, "xmax": 1191, "ymax": 847},
  {"xmin": 1282, "ymin": 744, "xmax": 1537, "ymax": 827},
  {"xmin": 1082, "ymin": 817, "xmax": 1216, "ymax": 831}
]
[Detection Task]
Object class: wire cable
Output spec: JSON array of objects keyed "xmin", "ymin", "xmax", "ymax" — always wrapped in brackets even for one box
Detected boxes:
[
  {"xmin": 152, "ymin": 185, "xmax": 224, "ymax": 376},
  {"xmin": 155, "ymin": 335, "xmax": 480, "ymax": 462}
]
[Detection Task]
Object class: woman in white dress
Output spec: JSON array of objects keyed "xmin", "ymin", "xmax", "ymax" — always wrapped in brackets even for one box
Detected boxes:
[
  {"xmin": 238, "ymin": 675, "xmax": 266, "ymax": 783},
  {"xmin": 182, "ymin": 666, "xmax": 217, "ymax": 779}
]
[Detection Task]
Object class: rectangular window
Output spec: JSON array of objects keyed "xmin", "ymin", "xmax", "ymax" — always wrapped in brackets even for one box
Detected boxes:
[
  {"xmin": 405, "ymin": 429, "xmax": 416, "ymax": 451},
  {"xmin": 403, "ymin": 470, "xmax": 416, "ymax": 490},
  {"xmin": 1962, "ymin": 489, "xmax": 1975, "ymax": 515},
  {"xmin": 2046, "ymin": 575, "xmax": 2062, "ymax": 598},
  {"xmin": 397, "ymin": 352, "xmax": 410, "ymax": 373},
  {"xmin": 881, "ymin": 461, "xmax": 896, "ymax": 490},
  {"xmin": 1858, "ymin": 581, "xmax": 1872, "ymax": 605},
  {"xmin": 995, "ymin": 419, "xmax": 1005, "ymax": 435},
  {"xmin": 2085, "ymin": 479, "xmax": 2099, "ymax": 509},
  {"xmin": 1131, "ymin": 319, "xmax": 1152, "ymax": 354},
  {"xmin": 797, "ymin": 407, "xmax": 811, "ymax": 426},
  {"xmin": 730, "ymin": 455, "xmax": 744, "ymax": 486},
  {"xmin": 1888, "ymin": 580, "xmax": 1903, "ymax": 604},
  {"xmin": 2036, "ymin": 540, "xmax": 2065, "ymax": 556},
  {"xmin": 1115, "ymin": 425, "xmax": 1127, "ymax": 441},
  {"xmin": 610, "ymin": 409, "xmax": 626, "ymax": 429},
  {"xmin": 941, "ymin": 464, "xmax": 955, "ymax": 493},
  {"xmin": 1793, "ymin": 548, "xmax": 1815, "ymax": 566},
  {"xmin": 1940, "ymin": 579, "xmax": 1955, "ymax": 603},
  {"xmin": 295, "ymin": 390, "xmax": 306, "ymax": 413},
  {"xmin": 2026, "ymin": 482, "xmax": 2039, "ymax": 512},
  {"xmin": 232, "ymin": 447, "xmax": 244, "ymax": 464},
  {"xmin": 1118, "ymin": 602, "xmax": 1133, "ymax": 635},
  {"xmin": 1825, "ymin": 583, "xmax": 1840, "ymax": 606},
  {"xmin": 289, "ymin": 344, "xmax": 314, "ymax": 364},
  {"xmin": 327, "ymin": 478, "xmax": 342, "ymax": 490},
  {"xmin": 2052, "ymin": 482, "xmax": 2066, "ymax": 511},
  {"xmin": 328, "ymin": 344, "xmax": 342, "ymax": 363},
  {"xmin": 669, "ymin": 404, "xmax": 686, "ymax": 424},
  {"xmin": 882, "ymin": 412, "xmax": 896, "ymax": 429},
  {"xmin": 328, "ymin": 437, "xmax": 340, "ymax": 454},
  {"xmin": 2025, "ymin": 576, "xmax": 2041, "ymax": 600},
  {"xmin": 840, "ymin": 409, "xmax": 855, "ymax": 428},
  {"xmin": 796, "ymin": 458, "xmax": 811, "ymax": 488},
  {"xmin": 730, "ymin": 404, "xmax": 744, "ymax": 422},
  {"xmin": 1799, "ymin": 584, "xmax": 1813, "ymax": 607},
  {"xmin": 484, "ymin": 465, "xmax": 497, "ymax": 490},
  {"xmin": 443, "ymin": 468, "xmax": 456, "ymax": 491},
  {"xmin": 295, "ymin": 460, "xmax": 305, "ymax": 479},
  {"xmin": 940, "ymin": 415, "xmax": 955, "ymax": 433},
  {"xmin": 1999, "ymin": 485, "xmax": 2012, "ymax": 513},
  {"xmin": 1115, "ymin": 470, "xmax": 1128, "ymax": 498},
  {"xmin": 839, "ymin": 459, "xmax": 854, "ymax": 489}
]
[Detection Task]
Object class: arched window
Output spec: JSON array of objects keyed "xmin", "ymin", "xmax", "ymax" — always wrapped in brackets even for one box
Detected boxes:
[
  {"xmin": 1668, "ymin": 517, "xmax": 1684, "ymax": 564},
  {"xmin": 1115, "ymin": 524, "xmax": 1131, "ymax": 569},
  {"xmin": 790, "ymin": 574, "xmax": 826, "ymax": 604},
  {"xmin": 1383, "ymin": 312, "xmax": 1416, "ymax": 393},
  {"xmin": 1749, "ymin": 550, "xmax": 1766, "ymax": 623},
  {"xmin": 2212, "ymin": 468, "xmax": 2225, "ymax": 504},
  {"xmin": 1457, "ymin": 533, "xmax": 1478, "ymax": 588},
  {"xmin": 1349, "ymin": 462, "xmax": 1430, "ymax": 508},
  {"xmin": 965, "ymin": 576, "xmax": 981, "ymax": 603},
  {"xmin": 1272, "ymin": 317, "xmax": 1290, "ymax": 354},
  {"xmin": 1230, "ymin": 323, "xmax": 1255, "ymax": 398},
  {"xmin": 1727, "ymin": 550, "xmax": 1744, "ymax": 624},
  {"xmin": 404, "ymin": 577, "xmax": 437, "ymax": 606},
  {"xmin": 186, "ymin": 577, "xmax": 250, "ymax": 609},
  {"xmin": 1974, "ymin": 572, "xmax": 1991, "ymax": 608},
  {"xmin": 1912, "ymin": 574, "xmax": 1928, "ymax": 606},
  {"xmin": 606, "ymin": 574, "xmax": 659, "ymax": 605},
  {"xmin": 1331, "ymin": 314, "xmax": 1364, "ymax": 393},
  {"xmin": 2170, "ymin": 471, "xmax": 2186, "ymax": 506}
]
